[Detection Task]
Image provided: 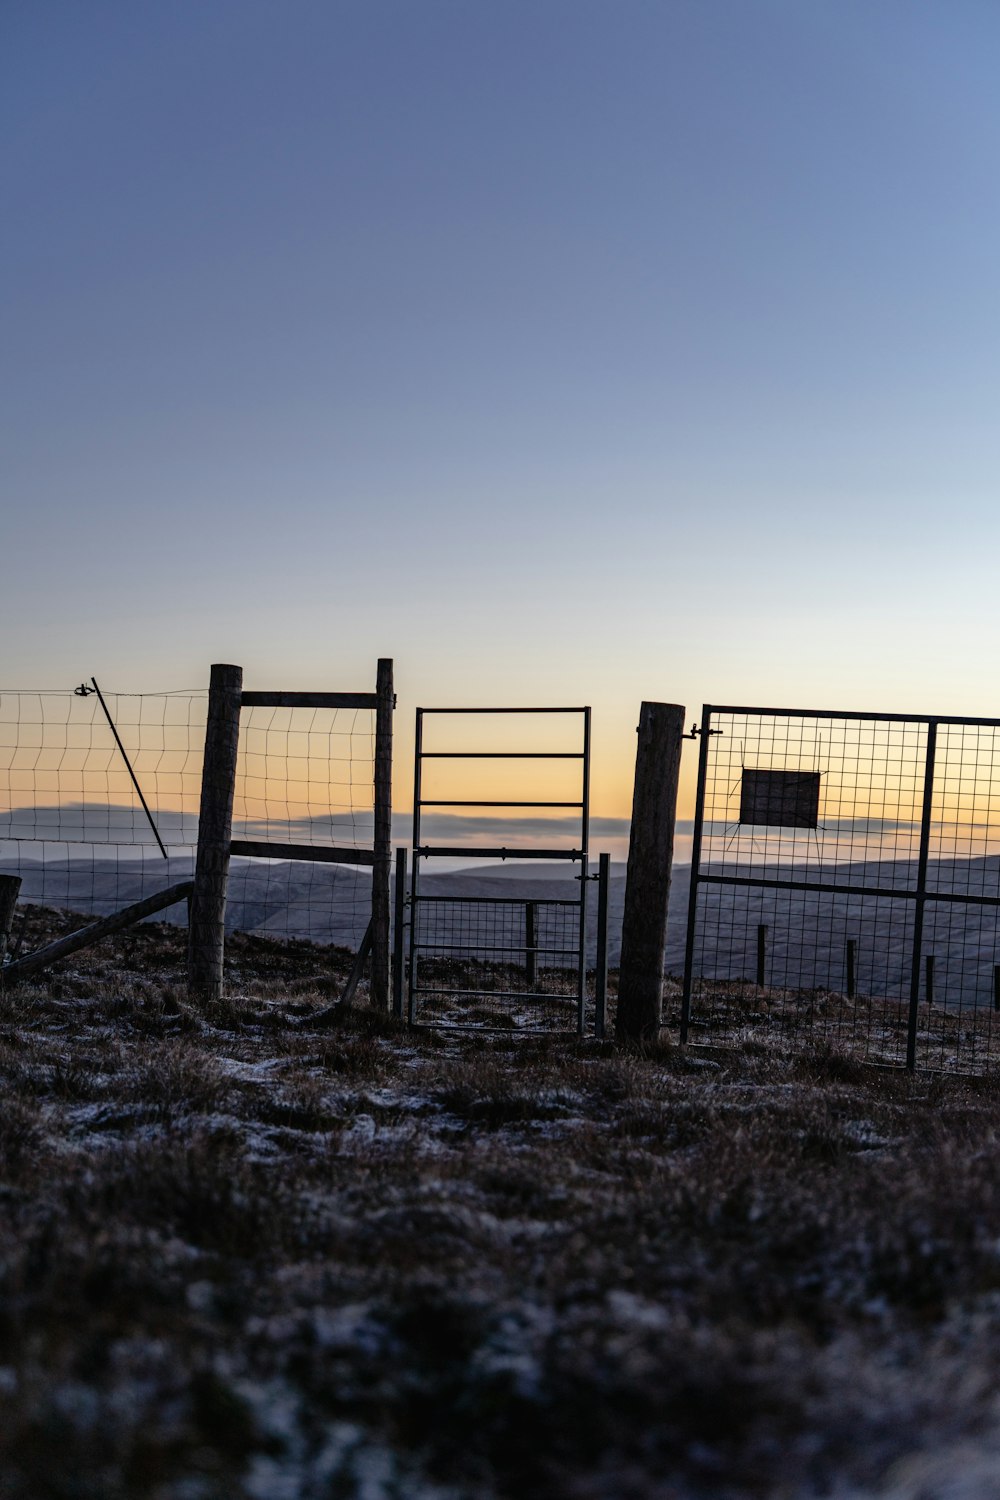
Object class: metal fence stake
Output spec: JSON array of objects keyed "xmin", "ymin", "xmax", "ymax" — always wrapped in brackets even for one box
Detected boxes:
[{"xmin": 756, "ymin": 924, "xmax": 768, "ymax": 989}]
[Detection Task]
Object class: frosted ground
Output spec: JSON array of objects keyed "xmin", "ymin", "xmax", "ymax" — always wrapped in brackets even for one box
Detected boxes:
[{"xmin": 4, "ymin": 908, "xmax": 1000, "ymax": 1496}]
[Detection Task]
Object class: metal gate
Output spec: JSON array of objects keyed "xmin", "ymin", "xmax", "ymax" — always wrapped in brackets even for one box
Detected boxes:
[
  {"xmin": 407, "ymin": 706, "xmax": 599, "ymax": 1032},
  {"xmin": 679, "ymin": 705, "xmax": 1000, "ymax": 1073}
]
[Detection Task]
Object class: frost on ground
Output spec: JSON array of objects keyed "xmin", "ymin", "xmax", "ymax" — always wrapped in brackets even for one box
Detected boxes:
[{"xmin": 4, "ymin": 908, "xmax": 1000, "ymax": 1497}]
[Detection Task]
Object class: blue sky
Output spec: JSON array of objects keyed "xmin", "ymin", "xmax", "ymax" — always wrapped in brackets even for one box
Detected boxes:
[{"xmin": 4, "ymin": 0, "xmax": 1000, "ymax": 820}]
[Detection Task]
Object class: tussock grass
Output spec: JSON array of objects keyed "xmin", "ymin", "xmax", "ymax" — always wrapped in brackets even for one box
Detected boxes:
[{"xmin": 5, "ymin": 907, "xmax": 1000, "ymax": 1495}]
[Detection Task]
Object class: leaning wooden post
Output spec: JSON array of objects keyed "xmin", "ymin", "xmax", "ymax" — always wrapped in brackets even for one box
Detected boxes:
[
  {"xmin": 615, "ymin": 702, "xmax": 685, "ymax": 1044},
  {"xmin": 188, "ymin": 663, "xmax": 243, "ymax": 1002},
  {"xmin": 0, "ymin": 875, "xmax": 22, "ymax": 970},
  {"xmin": 370, "ymin": 657, "xmax": 394, "ymax": 1010}
]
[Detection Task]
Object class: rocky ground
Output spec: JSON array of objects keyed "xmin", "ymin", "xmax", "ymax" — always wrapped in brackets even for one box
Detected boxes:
[{"xmin": 3, "ymin": 906, "xmax": 1000, "ymax": 1498}]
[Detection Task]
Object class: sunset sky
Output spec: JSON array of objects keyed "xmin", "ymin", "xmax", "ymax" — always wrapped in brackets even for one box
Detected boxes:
[{"xmin": 5, "ymin": 1, "xmax": 1000, "ymax": 833}]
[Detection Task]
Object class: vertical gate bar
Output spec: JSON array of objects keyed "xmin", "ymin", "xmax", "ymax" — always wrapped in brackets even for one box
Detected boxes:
[
  {"xmin": 906, "ymin": 719, "xmax": 938, "ymax": 1071},
  {"xmin": 594, "ymin": 852, "xmax": 610, "ymax": 1038},
  {"xmin": 680, "ymin": 707, "xmax": 713, "ymax": 1044},
  {"xmin": 577, "ymin": 707, "xmax": 592, "ymax": 1036},
  {"xmin": 407, "ymin": 709, "xmax": 423, "ymax": 1025},
  {"xmin": 925, "ymin": 954, "xmax": 935, "ymax": 1008},
  {"xmin": 525, "ymin": 902, "xmax": 537, "ymax": 988},
  {"xmin": 392, "ymin": 847, "xmax": 407, "ymax": 1018},
  {"xmin": 756, "ymin": 924, "xmax": 768, "ymax": 988},
  {"xmin": 370, "ymin": 658, "xmax": 394, "ymax": 1010},
  {"xmin": 846, "ymin": 939, "xmax": 856, "ymax": 1000},
  {"xmin": 994, "ymin": 964, "xmax": 1000, "ymax": 1013}
]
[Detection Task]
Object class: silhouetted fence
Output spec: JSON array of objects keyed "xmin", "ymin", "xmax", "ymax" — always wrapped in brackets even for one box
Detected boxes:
[
  {"xmin": 0, "ymin": 668, "xmax": 389, "ymax": 985},
  {"xmin": 679, "ymin": 705, "xmax": 1000, "ymax": 1074}
]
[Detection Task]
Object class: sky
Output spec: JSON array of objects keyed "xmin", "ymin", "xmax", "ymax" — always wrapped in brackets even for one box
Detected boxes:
[{"xmin": 5, "ymin": 0, "xmax": 1000, "ymax": 840}]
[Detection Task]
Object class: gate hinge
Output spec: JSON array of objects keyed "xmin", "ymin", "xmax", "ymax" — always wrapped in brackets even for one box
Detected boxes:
[{"xmin": 685, "ymin": 722, "xmax": 723, "ymax": 739}]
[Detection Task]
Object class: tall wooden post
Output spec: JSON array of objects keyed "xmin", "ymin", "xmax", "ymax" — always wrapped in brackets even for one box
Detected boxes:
[
  {"xmin": 616, "ymin": 702, "xmax": 685, "ymax": 1044},
  {"xmin": 371, "ymin": 657, "xmax": 394, "ymax": 1010},
  {"xmin": 188, "ymin": 663, "xmax": 243, "ymax": 1002},
  {"xmin": 0, "ymin": 875, "xmax": 22, "ymax": 970}
]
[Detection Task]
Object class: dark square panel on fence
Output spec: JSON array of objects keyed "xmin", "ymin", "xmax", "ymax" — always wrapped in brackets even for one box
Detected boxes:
[{"xmin": 739, "ymin": 769, "xmax": 821, "ymax": 829}]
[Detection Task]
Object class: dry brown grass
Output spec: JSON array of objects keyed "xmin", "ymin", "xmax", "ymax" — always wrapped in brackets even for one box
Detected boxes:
[{"xmin": 4, "ymin": 907, "xmax": 1000, "ymax": 1497}]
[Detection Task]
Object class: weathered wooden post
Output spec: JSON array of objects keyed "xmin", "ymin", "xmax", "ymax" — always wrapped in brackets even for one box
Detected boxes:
[
  {"xmin": 370, "ymin": 657, "xmax": 394, "ymax": 1010},
  {"xmin": 0, "ymin": 875, "xmax": 22, "ymax": 970},
  {"xmin": 616, "ymin": 702, "xmax": 685, "ymax": 1044},
  {"xmin": 188, "ymin": 663, "xmax": 243, "ymax": 1002}
]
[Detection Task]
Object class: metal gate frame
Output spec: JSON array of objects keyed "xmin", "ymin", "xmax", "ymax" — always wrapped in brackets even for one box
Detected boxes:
[
  {"xmin": 407, "ymin": 706, "xmax": 595, "ymax": 1033},
  {"xmin": 680, "ymin": 703, "xmax": 1000, "ymax": 1071}
]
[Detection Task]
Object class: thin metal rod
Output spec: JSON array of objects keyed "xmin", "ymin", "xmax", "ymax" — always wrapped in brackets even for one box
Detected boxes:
[
  {"xmin": 417, "ymin": 800, "xmax": 584, "ymax": 808},
  {"xmin": 577, "ymin": 707, "xmax": 591, "ymax": 1036},
  {"xmin": 846, "ymin": 939, "xmax": 856, "ymax": 1000},
  {"xmin": 907, "ymin": 721, "xmax": 938, "ymax": 1071},
  {"xmin": 680, "ymin": 708, "xmax": 713, "ymax": 1043},
  {"xmin": 412, "ymin": 940, "xmax": 579, "ymax": 956},
  {"xmin": 706, "ymin": 705, "xmax": 1000, "ymax": 727},
  {"xmin": 695, "ymin": 873, "xmax": 1000, "ymax": 909},
  {"xmin": 925, "ymin": 953, "xmax": 935, "ymax": 1008},
  {"xmin": 410, "ymin": 986, "xmax": 578, "ymax": 1002},
  {"xmin": 595, "ymin": 852, "xmax": 610, "ymax": 1039},
  {"xmin": 413, "ymin": 846, "xmax": 585, "ymax": 860},
  {"xmin": 415, "ymin": 895, "xmax": 581, "ymax": 907},
  {"xmin": 392, "ymin": 847, "xmax": 407, "ymax": 1018},
  {"xmin": 418, "ymin": 751, "xmax": 586, "ymax": 759},
  {"xmin": 91, "ymin": 677, "xmax": 167, "ymax": 858},
  {"xmin": 525, "ymin": 901, "xmax": 538, "ymax": 988},
  {"xmin": 417, "ymin": 706, "xmax": 590, "ymax": 714},
  {"xmin": 994, "ymin": 965, "xmax": 1000, "ymax": 1013},
  {"xmin": 407, "ymin": 709, "xmax": 423, "ymax": 1024}
]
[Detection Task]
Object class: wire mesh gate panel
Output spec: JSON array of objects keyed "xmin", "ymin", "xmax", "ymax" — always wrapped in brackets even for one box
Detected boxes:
[
  {"xmin": 407, "ymin": 707, "xmax": 592, "ymax": 1032},
  {"xmin": 679, "ymin": 706, "xmax": 1000, "ymax": 1073}
]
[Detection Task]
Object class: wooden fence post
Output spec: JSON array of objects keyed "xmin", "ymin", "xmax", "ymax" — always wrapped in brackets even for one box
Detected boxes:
[
  {"xmin": 188, "ymin": 663, "xmax": 243, "ymax": 1002},
  {"xmin": 0, "ymin": 875, "xmax": 22, "ymax": 969},
  {"xmin": 616, "ymin": 702, "xmax": 685, "ymax": 1044},
  {"xmin": 370, "ymin": 657, "xmax": 394, "ymax": 1010}
]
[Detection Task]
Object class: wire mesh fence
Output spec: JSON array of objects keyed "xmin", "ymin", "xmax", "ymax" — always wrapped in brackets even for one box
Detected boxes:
[
  {"xmin": 0, "ymin": 685, "xmax": 378, "ymax": 955},
  {"xmin": 679, "ymin": 707, "xmax": 1000, "ymax": 1073},
  {"xmin": 409, "ymin": 895, "xmax": 589, "ymax": 1030}
]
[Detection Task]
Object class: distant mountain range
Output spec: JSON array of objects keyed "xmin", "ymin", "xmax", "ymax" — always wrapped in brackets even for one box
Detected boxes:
[{"xmin": 6, "ymin": 853, "xmax": 1000, "ymax": 1006}]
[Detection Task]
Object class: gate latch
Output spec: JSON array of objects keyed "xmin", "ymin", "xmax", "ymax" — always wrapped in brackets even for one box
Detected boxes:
[{"xmin": 685, "ymin": 722, "xmax": 723, "ymax": 739}]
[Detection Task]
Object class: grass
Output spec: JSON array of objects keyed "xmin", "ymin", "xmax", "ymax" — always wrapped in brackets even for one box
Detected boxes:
[{"xmin": 3, "ymin": 905, "xmax": 1000, "ymax": 1496}]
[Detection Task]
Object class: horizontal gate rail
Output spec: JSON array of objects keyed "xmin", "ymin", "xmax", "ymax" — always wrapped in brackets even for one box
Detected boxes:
[{"xmin": 698, "ymin": 873, "xmax": 1000, "ymax": 908}]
